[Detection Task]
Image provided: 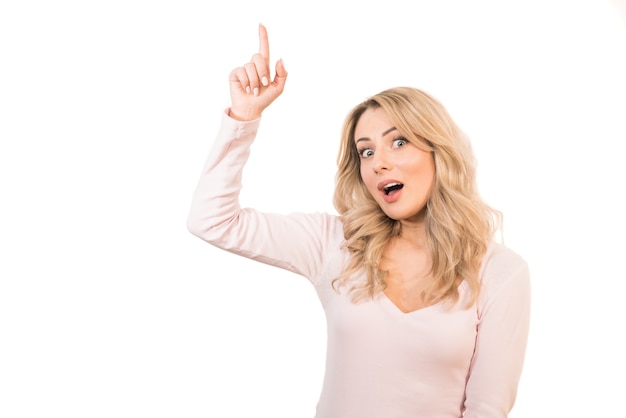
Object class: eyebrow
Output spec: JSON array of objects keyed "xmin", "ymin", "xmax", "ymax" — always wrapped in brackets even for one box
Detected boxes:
[{"xmin": 355, "ymin": 126, "xmax": 397, "ymax": 144}]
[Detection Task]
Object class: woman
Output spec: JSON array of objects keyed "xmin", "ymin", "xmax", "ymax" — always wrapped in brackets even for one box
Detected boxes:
[{"xmin": 187, "ymin": 24, "xmax": 530, "ymax": 418}]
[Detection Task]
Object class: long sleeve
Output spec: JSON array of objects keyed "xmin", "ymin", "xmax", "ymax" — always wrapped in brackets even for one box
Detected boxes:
[
  {"xmin": 186, "ymin": 110, "xmax": 342, "ymax": 283},
  {"xmin": 463, "ymin": 244, "xmax": 532, "ymax": 417},
  {"xmin": 187, "ymin": 111, "xmax": 531, "ymax": 418}
]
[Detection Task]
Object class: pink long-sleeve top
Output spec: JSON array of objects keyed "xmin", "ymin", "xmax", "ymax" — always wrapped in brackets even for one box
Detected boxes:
[{"xmin": 187, "ymin": 111, "xmax": 531, "ymax": 418}]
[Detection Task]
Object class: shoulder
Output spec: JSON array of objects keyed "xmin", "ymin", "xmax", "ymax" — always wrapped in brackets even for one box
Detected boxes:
[
  {"xmin": 479, "ymin": 241, "xmax": 530, "ymax": 296},
  {"xmin": 307, "ymin": 211, "xmax": 346, "ymax": 249},
  {"xmin": 480, "ymin": 241, "xmax": 528, "ymax": 277}
]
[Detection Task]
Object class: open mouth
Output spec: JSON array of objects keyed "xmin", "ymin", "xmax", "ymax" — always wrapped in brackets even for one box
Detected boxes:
[{"xmin": 383, "ymin": 182, "xmax": 404, "ymax": 195}]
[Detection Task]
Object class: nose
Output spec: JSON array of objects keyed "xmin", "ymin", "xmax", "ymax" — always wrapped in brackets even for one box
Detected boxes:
[{"xmin": 372, "ymin": 149, "xmax": 391, "ymax": 174}]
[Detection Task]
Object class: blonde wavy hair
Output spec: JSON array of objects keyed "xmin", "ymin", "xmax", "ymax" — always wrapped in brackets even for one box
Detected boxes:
[{"xmin": 332, "ymin": 87, "xmax": 501, "ymax": 308}]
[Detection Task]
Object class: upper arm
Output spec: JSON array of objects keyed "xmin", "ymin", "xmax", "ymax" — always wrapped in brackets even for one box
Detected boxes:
[
  {"xmin": 199, "ymin": 208, "xmax": 340, "ymax": 282},
  {"xmin": 463, "ymin": 250, "xmax": 531, "ymax": 417}
]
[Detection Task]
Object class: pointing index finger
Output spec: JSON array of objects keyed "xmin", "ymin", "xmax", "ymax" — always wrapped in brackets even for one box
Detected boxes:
[{"xmin": 258, "ymin": 23, "xmax": 270, "ymax": 63}]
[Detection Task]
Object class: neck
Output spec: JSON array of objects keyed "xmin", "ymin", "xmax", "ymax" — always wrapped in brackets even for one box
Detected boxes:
[{"xmin": 398, "ymin": 219, "xmax": 428, "ymax": 248}]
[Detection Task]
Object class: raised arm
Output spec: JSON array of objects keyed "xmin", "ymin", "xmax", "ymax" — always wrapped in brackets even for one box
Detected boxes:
[
  {"xmin": 187, "ymin": 24, "xmax": 338, "ymax": 282},
  {"xmin": 228, "ymin": 23, "xmax": 287, "ymax": 121}
]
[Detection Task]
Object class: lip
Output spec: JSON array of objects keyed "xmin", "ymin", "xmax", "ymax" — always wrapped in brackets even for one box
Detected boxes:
[
  {"xmin": 381, "ymin": 187, "xmax": 402, "ymax": 203},
  {"xmin": 377, "ymin": 179, "xmax": 402, "ymax": 191},
  {"xmin": 377, "ymin": 179, "xmax": 404, "ymax": 204}
]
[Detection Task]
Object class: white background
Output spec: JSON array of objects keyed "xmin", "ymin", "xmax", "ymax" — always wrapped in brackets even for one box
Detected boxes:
[{"xmin": 1, "ymin": 0, "xmax": 625, "ymax": 417}]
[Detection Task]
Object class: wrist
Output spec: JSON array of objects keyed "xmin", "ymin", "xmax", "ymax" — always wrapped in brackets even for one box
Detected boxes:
[{"xmin": 228, "ymin": 107, "xmax": 262, "ymax": 122}]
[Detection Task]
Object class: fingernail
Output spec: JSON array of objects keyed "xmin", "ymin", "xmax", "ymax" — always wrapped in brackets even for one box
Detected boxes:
[
  {"xmin": 261, "ymin": 76, "xmax": 269, "ymax": 86},
  {"xmin": 253, "ymin": 87, "xmax": 259, "ymax": 96},
  {"xmin": 246, "ymin": 86, "xmax": 251, "ymax": 94}
]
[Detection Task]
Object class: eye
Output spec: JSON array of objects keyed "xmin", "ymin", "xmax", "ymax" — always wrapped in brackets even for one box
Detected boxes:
[
  {"xmin": 357, "ymin": 147, "xmax": 374, "ymax": 158},
  {"xmin": 392, "ymin": 137, "xmax": 408, "ymax": 148}
]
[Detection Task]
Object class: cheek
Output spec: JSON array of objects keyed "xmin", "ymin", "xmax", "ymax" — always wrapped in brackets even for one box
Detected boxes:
[
  {"xmin": 359, "ymin": 165, "xmax": 375, "ymax": 189},
  {"xmin": 407, "ymin": 154, "xmax": 435, "ymax": 181}
]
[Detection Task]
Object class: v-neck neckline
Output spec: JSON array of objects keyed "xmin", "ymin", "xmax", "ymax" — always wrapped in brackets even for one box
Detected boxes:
[
  {"xmin": 378, "ymin": 292, "xmax": 441, "ymax": 316},
  {"xmin": 377, "ymin": 280, "xmax": 468, "ymax": 316}
]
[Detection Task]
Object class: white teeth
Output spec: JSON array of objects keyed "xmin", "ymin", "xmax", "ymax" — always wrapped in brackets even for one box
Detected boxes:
[{"xmin": 384, "ymin": 183, "xmax": 401, "ymax": 190}]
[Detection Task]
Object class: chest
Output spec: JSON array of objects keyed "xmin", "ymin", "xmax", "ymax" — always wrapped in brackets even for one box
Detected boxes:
[
  {"xmin": 380, "ymin": 242, "xmax": 436, "ymax": 313},
  {"xmin": 323, "ymin": 288, "xmax": 478, "ymax": 371}
]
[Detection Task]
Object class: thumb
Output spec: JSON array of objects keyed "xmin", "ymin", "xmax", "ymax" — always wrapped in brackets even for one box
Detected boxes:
[{"xmin": 272, "ymin": 58, "xmax": 288, "ymax": 91}]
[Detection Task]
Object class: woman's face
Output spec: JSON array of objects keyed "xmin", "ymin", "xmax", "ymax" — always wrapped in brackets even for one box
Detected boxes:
[{"xmin": 354, "ymin": 107, "xmax": 435, "ymax": 224}]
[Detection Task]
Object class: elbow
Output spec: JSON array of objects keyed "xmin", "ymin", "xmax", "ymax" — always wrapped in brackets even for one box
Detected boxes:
[
  {"xmin": 186, "ymin": 205, "xmax": 212, "ymax": 240},
  {"xmin": 186, "ymin": 195, "xmax": 242, "ymax": 245},
  {"xmin": 186, "ymin": 205, "xmax": 232, "ymax": 245},
  {"xmin": 186, "ymin": 214, "xmax": 202, "ymax": 238}
]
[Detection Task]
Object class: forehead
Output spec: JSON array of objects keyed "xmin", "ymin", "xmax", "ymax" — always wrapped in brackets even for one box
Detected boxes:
[{"xmin": 354, "ymin": 107, "xmax": 395, "ymax": 141}]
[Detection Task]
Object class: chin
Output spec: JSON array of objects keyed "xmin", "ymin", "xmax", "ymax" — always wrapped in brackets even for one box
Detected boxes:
[
  {"xmin": 382, "ymin": 208, "xmax": 427, "ymax": 223},
  {"xmin": 380, "ymin": 209, "xmax": 405, "ymax": 221}
]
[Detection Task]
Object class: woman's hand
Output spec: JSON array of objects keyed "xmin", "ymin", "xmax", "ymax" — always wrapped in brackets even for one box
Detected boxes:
[{"xmin": 228, "ymin": 24, "xmax": 288, "ymax": 121}]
